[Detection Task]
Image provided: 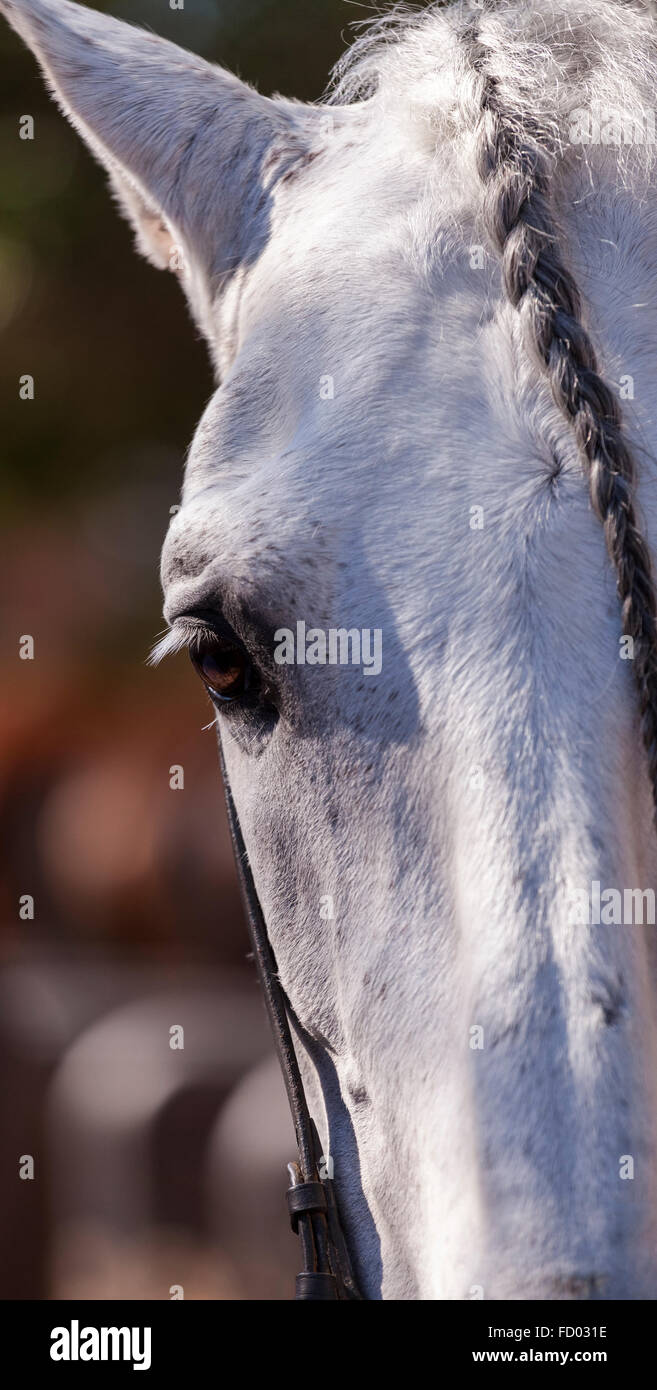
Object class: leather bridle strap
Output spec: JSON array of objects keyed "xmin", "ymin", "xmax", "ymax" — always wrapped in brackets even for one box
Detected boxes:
[{"xmin": 219, "ymin": 744, "xmax": 362, "ymax": 1301}]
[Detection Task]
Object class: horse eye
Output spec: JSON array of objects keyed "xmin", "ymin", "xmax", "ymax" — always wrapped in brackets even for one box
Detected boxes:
[{"xmin": 190, "ymin": 641, "xmax": 250, "ymax": 703}]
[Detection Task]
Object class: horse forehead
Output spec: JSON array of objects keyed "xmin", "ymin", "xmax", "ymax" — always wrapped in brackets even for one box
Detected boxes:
[
  {"xmin": 215, "ymin": 115, "xmax": 477, "ymax": 372},
  {"xmin": 164, "ymin": 151, "xmax": 580, "ymax": 612},
  {"xmin": 162, "ymin": 332, "xmax": 578, "ymax": 621}
]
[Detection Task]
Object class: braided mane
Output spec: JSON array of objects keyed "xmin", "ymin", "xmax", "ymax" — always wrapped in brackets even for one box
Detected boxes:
[{"xmin": 331, "ymin": 0, "xmax": 657, "ymax": 823}]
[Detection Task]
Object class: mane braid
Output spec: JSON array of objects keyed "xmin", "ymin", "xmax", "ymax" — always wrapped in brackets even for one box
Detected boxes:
[{"xmin": 463, "ymin": 13, "xmax": 657, "ymax": 826}]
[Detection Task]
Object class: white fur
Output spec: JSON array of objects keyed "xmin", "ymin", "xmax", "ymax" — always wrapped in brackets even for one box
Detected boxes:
[{"xmin": 7, "ymin": 0, "xmax": 657, "ymax": 1298}]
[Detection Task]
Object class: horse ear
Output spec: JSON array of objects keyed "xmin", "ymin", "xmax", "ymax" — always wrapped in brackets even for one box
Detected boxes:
[{"xmin": 0, "ymin": 0, "xmax": 305, "ymax": 290}]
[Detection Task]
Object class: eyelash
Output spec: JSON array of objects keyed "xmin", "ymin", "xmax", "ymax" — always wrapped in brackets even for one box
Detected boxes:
[{"xmin": 151, "ymin": 613, "xmax": 280, "ymax": 744}]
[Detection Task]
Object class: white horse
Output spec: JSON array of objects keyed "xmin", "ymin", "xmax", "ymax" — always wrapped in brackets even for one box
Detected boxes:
[{"xmin": 6, "ymin": 0, "xmax": 657, "ymax": 1300}]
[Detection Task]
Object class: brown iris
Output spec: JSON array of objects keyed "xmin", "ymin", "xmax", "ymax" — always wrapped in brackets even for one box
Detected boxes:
[{"xmin": 190, "ymin": 642, "xmax": 248, "ymax": 702}]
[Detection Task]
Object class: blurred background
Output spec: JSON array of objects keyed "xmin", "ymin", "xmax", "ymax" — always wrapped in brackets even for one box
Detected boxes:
[{"xmin": 0, "ymin": 0, "xmax": 377, "ymax": 1300}]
